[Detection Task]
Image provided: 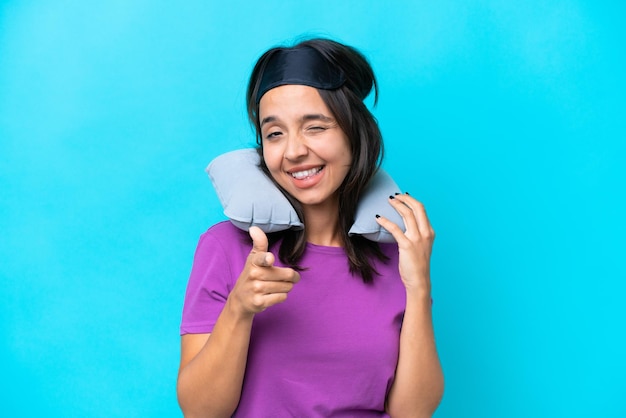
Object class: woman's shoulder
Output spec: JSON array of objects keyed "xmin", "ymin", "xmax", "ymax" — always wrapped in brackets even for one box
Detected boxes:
[
  {"xmin": 199, "ymin": 221, "xmax": 251, "ymax": 251},
  {"xmin": 205, "ymin": 220, "xmax": 247, "ymax": 236}
]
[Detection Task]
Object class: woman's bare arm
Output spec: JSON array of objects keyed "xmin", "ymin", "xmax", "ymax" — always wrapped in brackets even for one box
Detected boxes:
[
  {"xmin": 177, "ymin": 227, "xmax": 300, "ymax": 417},
  {"xmin": 177, "ymin": 302, "xmax": 254, "ymax": 417},
  {"xmin": 376, "ymin": 194, "xmax": 444, "ymax": 417},
  {"xmin": 386, "ymin": 289, "xmax": 444, "ymax": 417}
]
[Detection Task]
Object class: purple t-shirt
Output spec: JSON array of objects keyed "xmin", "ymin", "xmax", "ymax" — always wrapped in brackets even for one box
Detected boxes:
[{"xmin": 181, "ymin": 221, "xmax": 406, "ymax": 417}]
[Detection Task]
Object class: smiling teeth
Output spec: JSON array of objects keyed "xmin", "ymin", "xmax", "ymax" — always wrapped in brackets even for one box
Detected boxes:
[{"xmin": 290, "ymin": 167, "xmax": 322, "ymax": 179}]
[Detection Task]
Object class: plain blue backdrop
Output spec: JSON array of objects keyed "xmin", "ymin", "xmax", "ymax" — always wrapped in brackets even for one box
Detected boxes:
[{"xmin": 1, "ymin": 1, "xmax": 624, "ymax": 417}]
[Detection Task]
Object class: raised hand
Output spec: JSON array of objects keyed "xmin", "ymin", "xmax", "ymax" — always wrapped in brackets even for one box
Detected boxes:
[
  {"xmin": 229, "ymin": 226, "xmax": 301, "ymax": 316},
  {"xmin": 375, "ymin": 193, "xmax": 435, "ymax": 293}
]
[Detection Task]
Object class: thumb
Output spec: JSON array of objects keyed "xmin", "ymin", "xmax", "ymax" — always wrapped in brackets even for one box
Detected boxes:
[
  {"xmin": 248, "ymin": 226, "xmax": 273, "ymax": 267},
  {"xmin": 249, "ymin": 226, "xmax": 269, "ymax": 254}
]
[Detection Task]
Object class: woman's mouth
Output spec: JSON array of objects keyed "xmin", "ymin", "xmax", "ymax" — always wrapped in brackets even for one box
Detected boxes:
[{"xmin": 289, "ymin": 166, "xmax": 324, "ymax": 179}]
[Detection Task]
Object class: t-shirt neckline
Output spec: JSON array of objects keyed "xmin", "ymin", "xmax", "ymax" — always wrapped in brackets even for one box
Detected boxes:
[{"xmin": 305, "ymin": 241, "xmax": 346, "ymax": 255}]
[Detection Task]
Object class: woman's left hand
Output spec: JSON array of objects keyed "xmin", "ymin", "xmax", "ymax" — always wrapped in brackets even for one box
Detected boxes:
[{"xmin": 375, "ymin": 193, "xmax": 435, "ymax": 293}]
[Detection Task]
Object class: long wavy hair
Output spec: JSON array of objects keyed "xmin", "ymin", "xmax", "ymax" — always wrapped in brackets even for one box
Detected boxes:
[{"xmin": 246, "ymin": 38, "xmax": 388, "ymax": 283}]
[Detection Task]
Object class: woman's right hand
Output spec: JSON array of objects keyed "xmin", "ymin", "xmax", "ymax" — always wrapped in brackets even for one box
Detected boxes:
[
  {"xmin": 179, "ymin": 226, "xmax": 297, "ymax": 417},
  {"xmin": 228, "ymin": 226, "xmax": 300, "ymax": 316}
]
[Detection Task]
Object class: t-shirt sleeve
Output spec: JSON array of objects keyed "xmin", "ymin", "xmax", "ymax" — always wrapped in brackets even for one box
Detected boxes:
[{"xmin": 180, "ymin": 230, "xmax": 236, "ymax": 335}]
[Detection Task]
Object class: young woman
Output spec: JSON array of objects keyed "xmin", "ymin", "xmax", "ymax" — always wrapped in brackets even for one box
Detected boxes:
[{"xmin": 177, "ymin": 38, "xmax": 444, "ymax": 417}]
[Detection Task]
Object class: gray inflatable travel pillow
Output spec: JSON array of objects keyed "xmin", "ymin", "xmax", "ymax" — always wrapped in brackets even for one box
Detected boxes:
[{"xmin": 206, "ymin": 148, "xmax": 405, "ymax": 242}]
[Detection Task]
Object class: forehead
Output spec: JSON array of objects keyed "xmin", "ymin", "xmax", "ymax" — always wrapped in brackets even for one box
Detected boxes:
[{"xmin": 258, "ymin": 85, "xmax": 329, "ymax": 119}]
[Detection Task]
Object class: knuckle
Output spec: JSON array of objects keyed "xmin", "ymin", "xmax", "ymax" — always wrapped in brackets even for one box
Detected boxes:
[
  {"xmin": 248, "ymin": 268, "xmax": 261, "ymax": 281},
  {"xmin": 251, "ymin": 281, "xmax": 264, "ymax": 293},
  {"xmin": 252, "ymin": 295, "xmax": 266, "ymax": 310}
]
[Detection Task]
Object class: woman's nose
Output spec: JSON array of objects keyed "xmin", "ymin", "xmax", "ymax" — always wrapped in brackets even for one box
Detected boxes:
[{"xmin": 283, "ymin": 134, "xmax": 308, "ymax": 161}]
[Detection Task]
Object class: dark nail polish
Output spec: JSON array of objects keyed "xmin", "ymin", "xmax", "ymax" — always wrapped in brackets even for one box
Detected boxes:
[
  {"xmin": 375, "ymin": 214, "xmax": 380, "ymax": 218},
  {"xmin": 405, "ymin": 191, "xmax": 410, "ymax": 195},
  {"xmin": 389, "ymin": 195, "xmax": 395, "ymax": 199},
  {"xmin": 394, "ymin": 192, "xmax": 400, "ymax": 195}
]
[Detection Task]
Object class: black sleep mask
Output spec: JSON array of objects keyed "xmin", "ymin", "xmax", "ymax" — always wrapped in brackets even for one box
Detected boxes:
[{"xmin": 256, "ymin": 46, "xmax": 346, "ymax": 103}]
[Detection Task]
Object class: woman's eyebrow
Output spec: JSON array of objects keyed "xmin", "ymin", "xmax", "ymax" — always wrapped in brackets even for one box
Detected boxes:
[
  {"xmin": 301, "ymin": 114, "xmax": 334, "ymax": 123},
  {"xmin": 260, "ymin": 116, "xmax": 277, "ymax": 127},
  {"xmin": 261, "ymin": 114, "xmax": 334, "ymax": 127}
]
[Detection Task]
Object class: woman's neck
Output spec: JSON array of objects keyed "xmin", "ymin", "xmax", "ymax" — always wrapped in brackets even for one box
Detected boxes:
[{"xmin": 302, "ymin": 200, "xmax": 343, "ymax": 247}]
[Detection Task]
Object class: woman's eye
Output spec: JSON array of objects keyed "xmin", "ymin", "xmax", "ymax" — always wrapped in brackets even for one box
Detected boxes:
[
  {"xmin": 308, "ymin": 126, "xmax": 327, "ymax": 132},
  {"xmin": 265, "ymin": 131, "xmax": 282, "ymax": 139}
]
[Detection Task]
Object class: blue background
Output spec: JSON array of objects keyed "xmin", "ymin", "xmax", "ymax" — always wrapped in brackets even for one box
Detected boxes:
[{"xmin": 1, "ymin": 1, "xmax": 624, "ymax": 416}]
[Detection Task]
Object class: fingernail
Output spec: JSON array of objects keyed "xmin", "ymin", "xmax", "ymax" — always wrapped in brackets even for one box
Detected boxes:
[
  {"xmin": 394, "ymin": 192, "xmax": 400, "ymax": 195},
  {"xmin": 389, "ymin": 195, "xmax": 395, "ymax": 199},
  {"xmin": 375, "ymin": 214, "xmax": 380, "ymax": 218},
  {"xmin": 405, "ymin": 191, "xmax": 410, "ymax": 195}
]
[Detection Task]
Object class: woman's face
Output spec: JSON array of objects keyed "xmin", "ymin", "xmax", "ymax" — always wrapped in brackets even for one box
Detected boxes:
[{"xmin": 259, "ymin": 85, "xmax": 352, "ymax": 210}]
